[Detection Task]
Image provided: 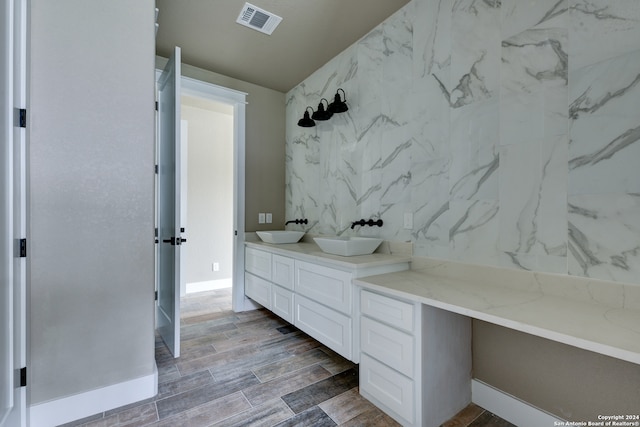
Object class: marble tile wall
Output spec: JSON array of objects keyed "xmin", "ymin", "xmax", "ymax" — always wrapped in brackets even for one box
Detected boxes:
[{"xmin": 285, "ymin": 0, "xmax": 640, "ymax": 285}]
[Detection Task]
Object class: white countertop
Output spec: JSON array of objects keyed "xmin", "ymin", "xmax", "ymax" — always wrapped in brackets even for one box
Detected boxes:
[
  {"xmin": 245, "ymin": 240, "xmax": 411, "ymax": 272},
  {"xmin": 354, "ymin": 268, "xmax": 640, "ymax": 365}
]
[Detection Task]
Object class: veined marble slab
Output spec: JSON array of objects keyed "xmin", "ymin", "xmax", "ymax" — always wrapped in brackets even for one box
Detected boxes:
[
  {"xmin": 285, "ymin": 0, "xmax": 640, "ymax": 285},
  {"xmin": 354, "ymin": 257, "xmax": 640, "ymax": 365}
]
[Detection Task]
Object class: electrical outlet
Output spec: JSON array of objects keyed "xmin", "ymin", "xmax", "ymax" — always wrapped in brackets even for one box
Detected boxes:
[
  {"xmin": 213, "ymin": 262, "xmax": 219, "ymax": 272},
  {"xmin": 403, "ymin": 212, "xmax": 413, "ymax": 229},
  {"xmin": 266, "ymin": 213, "xmax": 272, "ymax": 224},
  {"xmin": 258, "ymin": 213, "xmax": 265, "ymax": 224}
]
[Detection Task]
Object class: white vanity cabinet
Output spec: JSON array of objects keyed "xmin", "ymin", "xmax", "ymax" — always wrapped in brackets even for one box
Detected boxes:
[
  {"xmin": 270, "ymin": 255, "xmax": 295, "ymax": 323},
  {"xmin": 245, "ymin": 247, "xmax": 272, "ymax": 280},
  {"xmin": 245, "ymin": 247, "xmax": 273, "ymax": 309},
  {"xmin": 245, "ymin": 273, "xmax": 271, "ymax": 309},
  {"xmin": 244, "ymin": 247, "xmax": 295, "ymax": 320},
  {"xmin": 359, "ymin": 290, "xmax": 420, "ymax": 425},
  {"xmin": 294, "ymin": 261, "xmax": 354, "ymax": 360},
  {"xmin": 244, "ymin": 242, "xmax": 410, "ymax": 363},
  {"xmin": 358, "ymin": 288, "xmax": 472, "ymax": 427}
]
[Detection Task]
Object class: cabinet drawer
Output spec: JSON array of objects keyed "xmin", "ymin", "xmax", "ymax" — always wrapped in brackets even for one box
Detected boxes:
[
  {"xmin": 295, "ymin": 261, "xmax": 352, "ymax": 315},
  {"xmin": 360, "ymin": 353, "xmax": 414, "ymax": 425},
  {"xmin": 295, "ymin": 294, "xmax": 351, "ymax": 360},
  {"xmin": 272, "ymin": 254, "xmax": 295, "ymax": 290},
  {"xmin": 272, "ymin": 284, "xmax": 294, "ymax": 324},
  {"xmin": 245, "ymin": 272, "xmax": 271, "ymax": 309},
  {"xmin": 361, "ymin": 290, "xmax": 414, "ymax": 332},
  {"xmin": 245, "ymin": 247, "xmax": 272, "ymax": 280},
  {"xmin": 361, "ymin": 317, "xmax": 414, "ymax": 377}
]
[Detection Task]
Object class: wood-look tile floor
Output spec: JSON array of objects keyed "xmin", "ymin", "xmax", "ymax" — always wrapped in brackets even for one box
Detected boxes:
[{"xmin": 62, "ymin": 289, "xmax": 515, "ymax": 427}]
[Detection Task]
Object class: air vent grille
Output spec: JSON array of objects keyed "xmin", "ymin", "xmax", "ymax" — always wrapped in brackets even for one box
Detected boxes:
[{"xmin": 236, "ymin": 3, "xmax": 282, "ymax": 35}]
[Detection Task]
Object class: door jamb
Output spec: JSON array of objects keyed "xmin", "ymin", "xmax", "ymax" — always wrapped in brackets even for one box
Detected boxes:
[{"xmin": 155, "ymin": 71, "xmax": 248, "ymax": 313}]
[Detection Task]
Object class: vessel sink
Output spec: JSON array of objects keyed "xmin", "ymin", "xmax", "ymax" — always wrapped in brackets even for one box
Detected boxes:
[
  {"xmin": 313, "ymin": 236, "xmax": 383, "ymax": 256},
  {"xmin": 256, "ymin": 230, "xmax": 305, "ymax": 244}
]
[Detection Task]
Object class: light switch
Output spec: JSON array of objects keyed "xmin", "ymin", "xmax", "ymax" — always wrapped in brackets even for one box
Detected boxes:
[
  {"xmin": 266, "ymin": 213, "xmax": 272, "ymax": 223},
  {"xmin": 258, "ymin": 213, "xmax": 265, "ymax": 224},
  {"xmin": 403, "ymin": 212, "xmax": 413, "ymax": 230}
]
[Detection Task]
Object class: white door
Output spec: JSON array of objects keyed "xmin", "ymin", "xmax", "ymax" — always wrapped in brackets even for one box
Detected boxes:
[
  {"xmin": 156, "ymin": 46, "xmax": 182, "ymax": 358},
  {"xmin": 1, "ymin": 0, "xmax": 26, "ymax": 425}
]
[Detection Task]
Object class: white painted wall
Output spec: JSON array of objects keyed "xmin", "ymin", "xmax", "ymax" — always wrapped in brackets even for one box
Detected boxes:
[
  {"xmin": 28, "ymin": 0, "xmax": 156, "ymax": 412},
  {"xmin": 182, "ymin": 97, "xmax": 234, "ymax": 287}
]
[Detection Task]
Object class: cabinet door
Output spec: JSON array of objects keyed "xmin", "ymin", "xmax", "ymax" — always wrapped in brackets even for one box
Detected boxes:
[
  {"xmin": 295, "ymin": 261, "xmax": 352, "ymax": 315},
  {"xmin": 271, "ymin": 284, "xmax": 294, "ymax": 324},
  {"xmin": 245, "ymin": 272, "xmax": 271, "ymax": 309},
  {"xmin": 361, "ymin": 317, "xmax": 414, "ymax": 377},
  {"xmin": 272, "ymin": 254, "xmax": 295, "ymax": 290},
  {"xmin": 361, "ymin": 290, "xmax": 414, "ymax": 332},
  {"xmin": 295, "ymin": 294, "xmax": 352, "ymax": 360},
  {"xmin": 360, "ymin": 354, "xmax": 415, "ymax": 426},
  {"xmin": 245, "ymin": 247, "xmax": 272, "ymax": 280}
]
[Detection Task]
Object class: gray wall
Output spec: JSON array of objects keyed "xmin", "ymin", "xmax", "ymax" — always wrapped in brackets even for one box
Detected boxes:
[
  {"xmin": 285, "ymin": 0, "xmax": 640, "ymax": 420},
  {"xmin": 474, "ymin": 321, "xmax": 640, "ymax": 421},
  {"xmin": 29, "ymin": 0, "xmax": 156, "ymax": 404},
  {"xmin": 156, "ymin": 57, "xmax": 286, "ymax": 232}
]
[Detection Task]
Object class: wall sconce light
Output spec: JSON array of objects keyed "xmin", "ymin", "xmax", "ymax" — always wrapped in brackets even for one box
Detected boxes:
[
  {"xmin": 297, "ymin": 107, "xmax": 316, "ymax": 127},
  {"xmin": 311, "ymin": 98, "xmax": 333, "ymax": 121},
  {"xmin": 328, "ymin": 88, "xmax": 348, "ymax": 113}
]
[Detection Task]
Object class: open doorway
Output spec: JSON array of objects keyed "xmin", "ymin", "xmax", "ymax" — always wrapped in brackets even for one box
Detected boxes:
[
  {"xmin": 178, "ymin": 76, "xmax": 247, "ymax": 315},
  {"xmin": 180, "ymin": 96, "xmax": 234, "ymax": 296},
  {"xmin": 155, "ymin": 66, "xmax": 249, "ymax": 360}
]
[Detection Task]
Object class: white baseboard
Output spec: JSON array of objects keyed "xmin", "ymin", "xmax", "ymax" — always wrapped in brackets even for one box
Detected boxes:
[
  {"xmin": 472, "ymin": 380, "xmax": 564, "ymax": 427},
  {"xmin": 29, "ymin": 367, "xmax": 158, "ymax": 427},
  {"xmin": 186, "ymin": 278, "xmax": 232, "ymax": 294}
]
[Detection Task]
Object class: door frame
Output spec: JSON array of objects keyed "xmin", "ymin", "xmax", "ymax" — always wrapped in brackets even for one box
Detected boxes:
[
  {"xmin": 1, "ymin": 0, "xmax": 27, "ymax": 425},
  {"xmin": 156, "ymin": 47, "xmax": 182, "ymax": 358},
  {"xmin": 155, "ymin": 70, "xmax": 248, "ymax": 313}
]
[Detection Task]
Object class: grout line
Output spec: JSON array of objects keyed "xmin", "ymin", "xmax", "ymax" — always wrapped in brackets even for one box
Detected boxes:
[{"xmin": 466, "ymin": 409, "xmax": 486, "ymax": 427}]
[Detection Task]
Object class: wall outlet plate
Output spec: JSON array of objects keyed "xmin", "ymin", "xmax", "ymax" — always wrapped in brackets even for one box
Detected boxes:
[
  {"xmin": 403, "ymin": 212, "xmax": 413, "ymax": 229},
  {"xmin": 266, "ymin": 213, "xmax": 272, "ymax": 223},
  {"xmin": 258, "ymin": 213, "xmax": 265, "ymax": 224}
]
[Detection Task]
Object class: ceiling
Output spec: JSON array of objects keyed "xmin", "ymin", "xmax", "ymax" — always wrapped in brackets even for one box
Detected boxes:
[{"xmin": 155, "ymin": 0, "xmax": 411, "ymax": 93}]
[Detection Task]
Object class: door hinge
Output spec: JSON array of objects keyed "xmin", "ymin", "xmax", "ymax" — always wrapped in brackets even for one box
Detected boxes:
[
  {"xmin": 18, "ymin": 108, "xmax": 26, "ymax": 128},
  {"xmin": 19, "ymin": 238, "xmax": 27, "ymax": 258},
  {"xmin": 19, "ymin": 367, "xmax": 27, "ymax": 387},
  {"xmin": 155, "ymin": 164, "xmax": 158, "ymax": 174},
  {"xmin": 155, "ymin": 291, "xmax": 158, "ymax": 301},
  {"xmin": 155, "ymin": 101, "xmax": 158, "ymax": 111}
]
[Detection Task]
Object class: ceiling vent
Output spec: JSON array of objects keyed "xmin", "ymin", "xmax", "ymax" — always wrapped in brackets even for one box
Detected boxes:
[{"xmin": 236, "ymin": 3, "xmax": 282, "ymax": 35}]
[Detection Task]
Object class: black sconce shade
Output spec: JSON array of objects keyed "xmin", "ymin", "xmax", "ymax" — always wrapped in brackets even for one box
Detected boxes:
[
  {"xmin": 328, "ymin": 88, "xmax": 348, "ymax": 113},
  {"xmin": 297, "ymin": 107, "xmax": 316, "ymax": 127},
  {"xmin": 312, "ymin": 98, "xmax": 333, "ymax": 121}
]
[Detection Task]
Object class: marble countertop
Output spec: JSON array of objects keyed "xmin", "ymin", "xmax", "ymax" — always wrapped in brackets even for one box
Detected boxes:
[
  {"xmin": 245, "ymin": 240, "xmax": 411, "ymax": 272},
  {"xmin": 354, "ymin": 269, "xmax": 640, "ymax": 365}
]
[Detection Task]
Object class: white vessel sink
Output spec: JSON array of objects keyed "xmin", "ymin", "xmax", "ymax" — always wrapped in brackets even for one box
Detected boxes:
[
  {"xmin": 314, "ymin": 236, "xmax": 383, "ymax": 256},
  {"xmin": 256, "ymin": 230, "xmax": 305, "ymax": 244}
]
